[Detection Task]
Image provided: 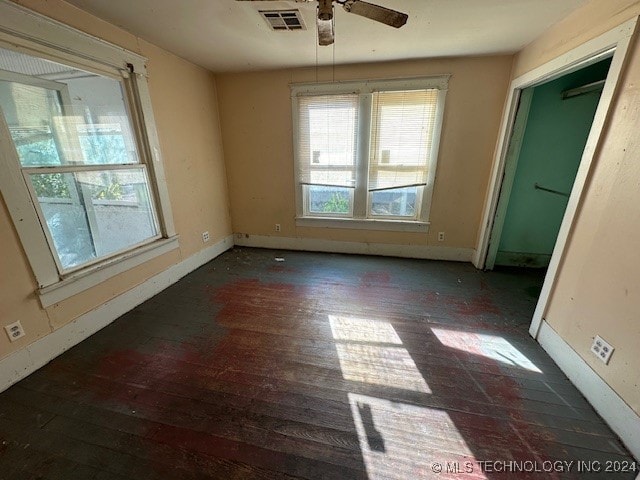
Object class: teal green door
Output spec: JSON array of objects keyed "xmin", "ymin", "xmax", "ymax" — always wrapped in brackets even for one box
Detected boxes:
[{"xmin": 494, "ymin": 58, "xmax": 611, "ymax": 268}]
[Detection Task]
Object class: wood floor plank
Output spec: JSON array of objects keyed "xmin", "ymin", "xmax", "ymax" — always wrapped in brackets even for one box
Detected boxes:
[
  {"xmin": 13, "ymin": 370, "xmax": 627, "ymax": 464},
  {"xmin": 34, "ymin": 354, "xmax": 611, "ymax": 440},
  {"xmin": 0, "ymin": 248, "xmax": 635, "ymax": 479}
]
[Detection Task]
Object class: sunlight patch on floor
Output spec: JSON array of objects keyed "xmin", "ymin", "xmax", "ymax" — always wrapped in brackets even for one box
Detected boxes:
[
  {"xmin": 431, "ymin": 327, "xmax": 541, "ymax": 373},
  {"xmin": 335, "ymin": 343, "xmax": 431, "ymax": 393},
  {"xmin": 348, "ymin": 393, "xmax": 486, "ymax": 480},
  {"xmin": 330, "ymin": 315, "xmax": 430, "ymax": 393},
  {"xmin": 329, "ymin": 315, "xmax": 403, "ymax": 344}
]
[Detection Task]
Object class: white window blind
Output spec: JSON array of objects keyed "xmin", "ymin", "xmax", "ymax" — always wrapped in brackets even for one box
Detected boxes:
[
  {"xmin": 297, "ymin": 94, "xmax": 358, "ymax": 189},
  {"xmin": 291, "ymin": 76, "xmax": 447, "ymax": 228},
  {"xmin": 368, "ymin": 89, "xmax": 438, "ymax": 192}
]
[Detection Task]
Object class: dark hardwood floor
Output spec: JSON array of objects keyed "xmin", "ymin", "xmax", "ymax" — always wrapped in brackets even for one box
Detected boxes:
[{"xmin": 0, "ymin": 248, "xmax": 636, "ymax": 479}]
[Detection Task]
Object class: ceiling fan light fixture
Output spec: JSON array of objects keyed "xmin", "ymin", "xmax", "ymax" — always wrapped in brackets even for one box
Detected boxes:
[{"xmin": 317, "ymin": 17, "xmax": 334, "ymax": 45}]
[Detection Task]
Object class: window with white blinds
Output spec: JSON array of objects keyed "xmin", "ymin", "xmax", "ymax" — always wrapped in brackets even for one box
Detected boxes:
[
  {"xmin": 369, "ymin": 90, "xmax": 438, "ymax": 192},
  {"xmin": 297, "ymin": 94, "xmax": 358, "ymax": 189},
  {"xmin": 296, "ymin": 94, "xmax": 359, "ymax": 216},
  {"xmin": 292, "ymin": 77, "xmax": 447, "ymax": 227}
]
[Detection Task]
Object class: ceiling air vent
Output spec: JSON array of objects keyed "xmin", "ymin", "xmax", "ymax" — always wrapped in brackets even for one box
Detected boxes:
[{"xmin": 260, "ymin": 10, "xmax": 306, "ymax": 31}]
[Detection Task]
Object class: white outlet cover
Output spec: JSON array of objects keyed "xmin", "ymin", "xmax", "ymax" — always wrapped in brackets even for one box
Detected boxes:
[
  {"xmin": 4, "ymin": 320, "xmax": 25, "ymax": 342},
  {"xmin": 202, "ymin": 231, "xmax": 210, "ymax": 242},
  {"xmin": 591, "ymin": 334, "xmax": 614, "ymax": 365}
]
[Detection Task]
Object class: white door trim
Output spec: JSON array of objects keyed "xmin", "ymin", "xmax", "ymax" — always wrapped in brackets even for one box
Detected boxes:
[
  {"xmin": 484, "ymin": 87, "xmax": 533, "ymax": 269},
  {"xmin": 473, "ymin": 17, "xmax": 638, "ymax": 339}
]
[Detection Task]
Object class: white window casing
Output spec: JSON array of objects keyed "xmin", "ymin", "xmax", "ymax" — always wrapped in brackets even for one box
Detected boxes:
[
  {"xmin": 291, "ymin": 76, "xmax": 448, "ymax": 232},
  {"xmin": 0, "ymin": 1, "xmax": 178, "ymax": 307}
]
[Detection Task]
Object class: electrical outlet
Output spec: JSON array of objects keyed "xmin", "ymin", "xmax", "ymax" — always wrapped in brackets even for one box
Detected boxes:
[
  {"xmin": 275, "ymin": 224, "xmax": 281, "ymax": 232},
  {"xmin": 202, "ymin": 231, "xmax": 210, "ymax": 243},
  {"xmin": 591, "ymin": 335, "xmax": 614, "ymax": 364},
  {"xmin": 437, "ymin": 232, "xmax": 445, "ymax": 242},
  {"xmin": 4, "ymin": 321, "xmax": 25, "ymax": 342}
]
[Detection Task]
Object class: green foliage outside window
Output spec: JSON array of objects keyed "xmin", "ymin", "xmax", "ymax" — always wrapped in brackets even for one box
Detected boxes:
[
  {"xmin": 23, "ymin": 134, "xmax": 127, "ymax": 200},
  {"xmin": 322, "ymin": 192, "xmax": 350, "ymax": 214},
  {"xmin": 31, "ymin": 173, "xmax": 70, "ymax": 198},
  {"xmin": 91, "ymin": 178, "xmax": 123, "ymax": 200}
]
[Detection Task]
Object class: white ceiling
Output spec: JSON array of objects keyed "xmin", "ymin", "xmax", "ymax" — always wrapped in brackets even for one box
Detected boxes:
[{"xmin": 64, "ymin": 0, "xmax": 587, "ymax": 73}]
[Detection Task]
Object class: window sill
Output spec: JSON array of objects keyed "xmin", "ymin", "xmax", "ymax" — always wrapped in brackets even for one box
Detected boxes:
[
  {"xmin": 38, "ymin": 236, "xmax": 180, "ymax": 308},
  {"xmin": 295, "ymin": 216, "xmax": 430, "ymax": 233}
]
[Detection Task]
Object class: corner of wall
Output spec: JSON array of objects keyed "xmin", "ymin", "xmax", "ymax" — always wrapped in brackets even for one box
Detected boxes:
[{"xmin": 0, "ymin": 235, "xmax": 235, "ymax": 394}]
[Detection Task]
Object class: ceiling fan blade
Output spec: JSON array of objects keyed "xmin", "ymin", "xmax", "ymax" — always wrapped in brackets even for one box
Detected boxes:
[
  {"xmin": 317, "ymin": 17, "xmax": 334, "ymax": 45},
  {"xmin": 342, "ymin": 0, "xmax": 408, "ymax": 28}
]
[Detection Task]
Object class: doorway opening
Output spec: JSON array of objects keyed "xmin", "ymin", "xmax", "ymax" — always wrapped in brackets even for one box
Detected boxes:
[
  {"xmin": 474, "ymin": 18, "xmax": 637, "ymax": 339},
  {"xmin": 485, "ymin": 57, "xmax": 612, "ymax": 270}
]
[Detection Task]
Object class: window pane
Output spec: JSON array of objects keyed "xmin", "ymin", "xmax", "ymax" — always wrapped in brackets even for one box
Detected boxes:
[
  {"xmin": 308, "ymin": 101, "xmax": 357, "ymax": 168},
  {"xmin": 370, "ymin": 186, "xmax": 418, "ymax": 218},
  {"xmin": 377, "ymin": 102, "xmax": 433, "ymax": 164},
  {"xmin": 0, "ymin": 47, "xmax": 139, "ymax": 167},
  {"xmin": 297, "ymin": 94, "xmax": 358, "ymax": 189},
  {"xmin": 13, "ymin": 126, "xmax": 61, "ymax": 166},
  {"xmin": 369, "ymin": 90, "xmax": 438, "ymax": 191},
  {"xmin": 29, "ymin": 168, "xmax": 158, "ymax": 270},
  {"xmin": 30, "ymin": 172, "xmax": 95, "ymax": 269},
  {"xmin": 308, "ymin": 186, "xmax": 353, "ymax": 215}
]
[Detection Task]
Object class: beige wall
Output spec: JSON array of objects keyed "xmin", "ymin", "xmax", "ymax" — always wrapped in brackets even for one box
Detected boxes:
[
  {"xmin": 217, "ymin": 56, "xmax": 513, "ymax": 248},
  {"xmin": 0, "ymin": 0, "xmax": 232, "ymax": 359},
  {"xmin": 514, "ymin": 0, "xmax": 640, "ymax": 414}
]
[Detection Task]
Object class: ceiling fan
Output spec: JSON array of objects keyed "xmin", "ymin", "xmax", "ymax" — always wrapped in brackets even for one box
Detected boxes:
[{"xmin": 237, "ymin": 0, "xmax": 408, "ymax": 46}]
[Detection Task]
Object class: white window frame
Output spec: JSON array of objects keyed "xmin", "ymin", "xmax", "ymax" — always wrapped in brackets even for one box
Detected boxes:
[
  {"xmin": 0, "ymin": 1, "xmax": 178, "ymax": 307},
  {"xmin": 291, "ymin": 76, "xmax": 448, "ymax": 233}
]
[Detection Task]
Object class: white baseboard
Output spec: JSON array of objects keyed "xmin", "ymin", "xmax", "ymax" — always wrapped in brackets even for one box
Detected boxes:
[
  {"xmin": 471, "ymin": 249, "xmax": 483, "ymax": 269},
  {"xmin": 234, "ymin": 234, "xmax": 474, "ymax": 262},
  {"xmin": 537, "ymin": 321, "xmax": 640, "ymax": 460},
  {"xmin": 0, "ymin": 234, "xmax": 234, "ymax": 394}
]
